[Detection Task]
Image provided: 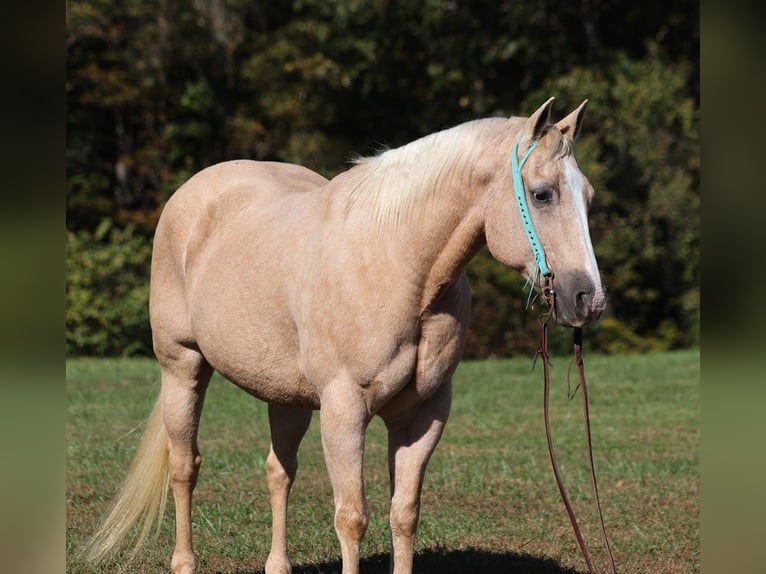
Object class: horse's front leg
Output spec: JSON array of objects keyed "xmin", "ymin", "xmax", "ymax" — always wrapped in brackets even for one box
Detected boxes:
[
  {"xmin": 319, "ymin": 380, "xmax": 372, "ymax": 574},
  {"xmin": 385, "ymin": 380, "xmax": 452, "ymax": 574},
  {"xmin": 265, "ymin": 404, "xmax": 313, "ymax": 574}
]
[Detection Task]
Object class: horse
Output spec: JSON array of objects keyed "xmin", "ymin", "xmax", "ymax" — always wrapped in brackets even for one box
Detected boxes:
[{"xmin": 83, "ymin": 97, "xmax": 605, "ymax": 574}]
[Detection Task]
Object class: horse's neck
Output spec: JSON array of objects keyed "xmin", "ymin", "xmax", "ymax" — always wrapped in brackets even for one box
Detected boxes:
[
  {"xmin": 366, "ymin": 175, "xmax": 488, "ymax": 311},
  {"xmin": 324, "ymin": 135, "xmax": 500, "ymax": 311},
  {"xmin": 414, "ymin": 199, "xmax": 486, "ymax": 310}
]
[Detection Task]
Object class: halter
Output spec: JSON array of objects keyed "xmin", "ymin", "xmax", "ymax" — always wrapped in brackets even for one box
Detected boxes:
[
  {"xmin": 513, "ymin": 133, "xmax": 618, "ymax": 574},
  {"xmin": 511, "ymin": 135, "xmax": 551, "ymax": 309}
]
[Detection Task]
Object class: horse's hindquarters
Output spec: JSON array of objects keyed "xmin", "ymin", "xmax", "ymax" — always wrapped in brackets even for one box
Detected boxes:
[{"xmin": 151, "ymin": 160, "xmax": 328, "ymax": 410}]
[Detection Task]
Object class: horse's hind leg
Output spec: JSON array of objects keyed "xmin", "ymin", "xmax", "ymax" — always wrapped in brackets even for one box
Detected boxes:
[
  {"xmin": 265, "ymin": 404, "xmax": 312, "ymax": 574},
  {"xmin": 158, "ymin": 347, "xmax": 213, "ymax": 574}
]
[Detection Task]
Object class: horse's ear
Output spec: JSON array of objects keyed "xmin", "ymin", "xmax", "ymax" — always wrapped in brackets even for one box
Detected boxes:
[
  {"xmin": 555, "ymin": 99, "xmax": 588, "ymax": 141},
  {"xmin": 521, "ymin": 97, "xmax": 555, "ymax": 143}
]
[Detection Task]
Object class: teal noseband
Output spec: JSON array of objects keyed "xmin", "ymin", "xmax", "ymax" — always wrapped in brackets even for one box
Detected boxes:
[{"xmin": 511, "ymin": 135, "xmax": 551, "ymax": 305}]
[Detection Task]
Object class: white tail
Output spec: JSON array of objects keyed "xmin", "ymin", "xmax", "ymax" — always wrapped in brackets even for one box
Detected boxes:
[{"xmin": 81, "ymin": 397, "xmax": 170, "ymax": 565}]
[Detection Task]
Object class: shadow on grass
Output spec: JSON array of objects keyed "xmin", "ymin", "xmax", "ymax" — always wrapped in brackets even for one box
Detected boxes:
[{"xmin": 230, "ymin": 547, "xmax": 583, "ymax": 574}]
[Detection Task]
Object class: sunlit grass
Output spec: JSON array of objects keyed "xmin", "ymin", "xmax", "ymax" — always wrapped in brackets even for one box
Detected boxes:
[{"xmin": 67, "ymin": 350, "xmax": 698, "ymax": 573}]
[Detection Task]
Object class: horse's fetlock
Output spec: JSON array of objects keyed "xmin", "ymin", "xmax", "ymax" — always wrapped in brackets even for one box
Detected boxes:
[
  {"xmin": 265, "ymin": 552, "xmax": 293, "ymax": 574},
  {"xmin": 171, "ymin": 551, "xmax": 196, "ymax": 574}
]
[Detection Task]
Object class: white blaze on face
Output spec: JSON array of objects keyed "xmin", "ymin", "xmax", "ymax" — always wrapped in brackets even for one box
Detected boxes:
[{"xmin": 563, "ymin": 158, "xmax": 605, "ymax": 308}]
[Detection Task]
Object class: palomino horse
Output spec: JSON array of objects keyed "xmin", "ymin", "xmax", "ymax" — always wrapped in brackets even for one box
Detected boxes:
[{"xmin": 84, "ymin": 98, "xmax": 605, "ymax": 574}]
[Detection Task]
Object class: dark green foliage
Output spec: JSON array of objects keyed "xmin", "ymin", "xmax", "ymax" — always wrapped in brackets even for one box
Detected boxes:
[
  {"xmin": 66, "ymin": 220, "xmax": 153, "ymax": 356},
  {"xmin": 66, "ymin": 0, "xmax": 699, "ymax": 357}
]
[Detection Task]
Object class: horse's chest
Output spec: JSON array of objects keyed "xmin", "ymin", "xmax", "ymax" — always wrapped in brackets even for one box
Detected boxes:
[
  {"xmin": 311, "ymin": 323, "xmax": 459, "ymax": 416},
  {"xmin": 302, "ymin": 331, "xmax": 419, "ymax": 410},
  {"xmin": 296, "ymin": 276, "xmax": 467, "ymax": 413}
]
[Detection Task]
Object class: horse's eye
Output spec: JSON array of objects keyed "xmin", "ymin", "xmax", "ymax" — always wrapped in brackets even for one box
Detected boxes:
[{"xmin": 532, "ymin": 189, "xmax": 553, "ymax": 204}]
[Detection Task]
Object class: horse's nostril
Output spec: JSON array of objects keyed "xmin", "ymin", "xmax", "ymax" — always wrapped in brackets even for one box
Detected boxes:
[
  {"xmin": 576, "ymin": 290, "xmax": 593, "ymax": 313},
  {"xmin": 556, "ymin": 272, "xmax": 604, "ymax": 325}
]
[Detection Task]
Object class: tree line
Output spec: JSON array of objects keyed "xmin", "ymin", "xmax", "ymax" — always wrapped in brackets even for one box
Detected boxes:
[{"xmin": 66, "ymin": 0, "xmax": 699, "ymax": 357}]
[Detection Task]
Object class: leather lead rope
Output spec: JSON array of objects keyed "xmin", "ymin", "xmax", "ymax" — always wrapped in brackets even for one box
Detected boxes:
[
  {"xmin": 511, "ymin": 133, "xmax": 617, "ymax": 572},
  {"xmin": 571, "ymin": 327, "xmax": 619, "ymax": 573},
  {"xmin": 538, "ymin": 277, "xmax": 618, "ymax": 574}
]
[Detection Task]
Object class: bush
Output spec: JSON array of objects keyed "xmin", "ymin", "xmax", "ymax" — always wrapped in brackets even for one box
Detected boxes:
[{"xmin": 66, "ymin": 219, "xmax": 153, "ymax": 357}]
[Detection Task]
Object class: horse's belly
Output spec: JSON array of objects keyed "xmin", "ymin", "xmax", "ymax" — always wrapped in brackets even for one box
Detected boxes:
[
  {"xmin": 215, "ymin": 360, "xmax": 320, "ymax": 410},
  {"xmin": 196, "ymin": 324, "xmax": 320, "ymax": 409},
  {"xmin": 188, "ymin": 282, "xmax": 320, "ymax": 409}
]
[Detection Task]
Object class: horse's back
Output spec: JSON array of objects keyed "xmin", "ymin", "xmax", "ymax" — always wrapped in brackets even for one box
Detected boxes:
[
  {"xmin": 157, "ymin": 160, "xmax": 326, "ymax": 232},
  {"xmin": 152, "ymin": 159, "xmax": 326, "ymax": 287}
]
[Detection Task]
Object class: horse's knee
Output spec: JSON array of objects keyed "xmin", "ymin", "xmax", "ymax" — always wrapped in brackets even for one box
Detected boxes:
[
  {"xmin": 390, "ymin": 499, "xmax": 419, "ymax": 538},
  {"xmin": 335, "ymin": 501, "xmax": 369, "ymax": 543}
]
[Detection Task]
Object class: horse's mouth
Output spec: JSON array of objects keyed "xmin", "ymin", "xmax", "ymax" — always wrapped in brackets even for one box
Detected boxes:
[
  {"xmin": 548, "ymin": 273, "xmax": 606, "ymax": 328},
  {"xmin": 554, "ymin": 293, "xmax": 605, "ymax": 327}
]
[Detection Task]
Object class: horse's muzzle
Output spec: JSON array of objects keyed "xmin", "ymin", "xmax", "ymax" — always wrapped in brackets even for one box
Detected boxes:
[{"xmin": 553, "ymin": 271, "xmax": 606, "ymax": 327}]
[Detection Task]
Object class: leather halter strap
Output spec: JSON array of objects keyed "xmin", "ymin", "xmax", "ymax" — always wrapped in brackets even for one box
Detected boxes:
[{"xmin": 511, "ymin": 135, "xmax": 551, "ymax": 287}]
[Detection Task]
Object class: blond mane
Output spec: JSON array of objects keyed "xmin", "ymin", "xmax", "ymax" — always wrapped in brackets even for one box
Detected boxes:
[
  {"xmin": 342, "ymin": 117, "xmax": 572, "ymax": 228},
  {"xmin": 343, "ymin": 118, "xmax": 510, "ymax": 228}
]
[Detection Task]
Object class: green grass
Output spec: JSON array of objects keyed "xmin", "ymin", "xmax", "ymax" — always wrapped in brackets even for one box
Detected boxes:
[{"xmin": 66, "ymin": 350, "xmax": 699, "ymax": 573}]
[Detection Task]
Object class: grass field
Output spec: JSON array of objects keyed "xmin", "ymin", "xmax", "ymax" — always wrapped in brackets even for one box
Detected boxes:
[{"xmin": 66, "ymin": 349, "xmax": 699, "ymax": 573}]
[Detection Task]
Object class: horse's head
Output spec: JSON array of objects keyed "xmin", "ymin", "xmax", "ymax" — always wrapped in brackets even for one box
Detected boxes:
[{"xmin": 484, "ymin": 98, "xmax": 605, "ymax": 327}]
